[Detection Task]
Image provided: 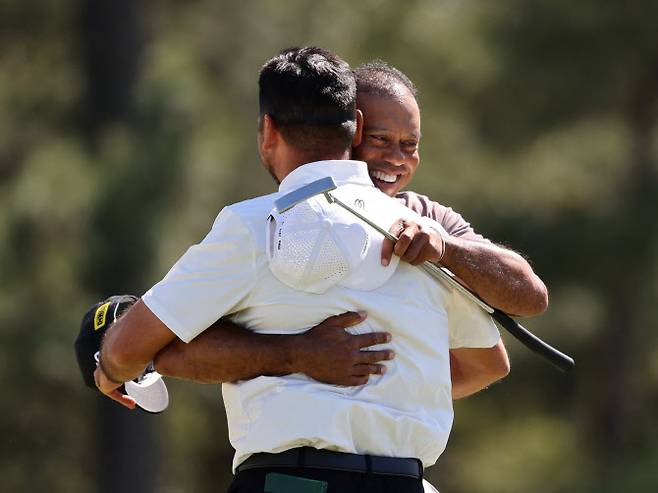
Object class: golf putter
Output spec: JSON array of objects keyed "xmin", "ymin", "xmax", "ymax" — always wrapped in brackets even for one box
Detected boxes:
[{"xmin": 274, "ymin": 177, "xmax": 575, "ymax": 372}]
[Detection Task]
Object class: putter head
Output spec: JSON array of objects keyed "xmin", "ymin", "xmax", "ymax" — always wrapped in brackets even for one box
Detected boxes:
[{"xmin": 274, "ymin": 176, "xmax": 337, "ymax": 213}]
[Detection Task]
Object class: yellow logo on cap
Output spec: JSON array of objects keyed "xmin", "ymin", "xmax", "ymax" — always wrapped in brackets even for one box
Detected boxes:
[{"xmin": 94, "ymin": 302, "xmax": 111, "ymax": 331}]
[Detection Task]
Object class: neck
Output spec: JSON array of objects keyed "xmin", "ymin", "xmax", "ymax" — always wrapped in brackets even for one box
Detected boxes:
[{"xmin": 278, "ymin": 148, "xmax": 352, "ymax": 180}]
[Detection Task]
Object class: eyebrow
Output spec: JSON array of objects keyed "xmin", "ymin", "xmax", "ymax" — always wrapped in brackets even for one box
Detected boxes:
[{"xmin": 365, "ymin": 127, "xmax": 422, "ymax": 139}]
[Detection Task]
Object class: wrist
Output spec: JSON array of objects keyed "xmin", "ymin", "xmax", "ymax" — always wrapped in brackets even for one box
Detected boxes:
[
  {"xmin": 425, "ymin": 222, "xmax": 449, "ymax": 265},
  {"xmin": 435, "ymin": 233, "xmax": 454, "ymax": 266},
  {"xmin": 437, "ymin": 235, "xmax": 447, "ymax": 264},
  {"xmin": 98, "ymin": 353, "xmax": 125, "ymax": 385},
  {"xmin": 284, "ymin": 333, "xmax": 309, "ymax": 375}
]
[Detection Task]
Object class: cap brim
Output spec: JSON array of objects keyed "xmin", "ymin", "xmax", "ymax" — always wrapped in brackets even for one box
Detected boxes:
[{"xmin": 124, "ymin": 372, "xmax": 169, "ymax": 414}]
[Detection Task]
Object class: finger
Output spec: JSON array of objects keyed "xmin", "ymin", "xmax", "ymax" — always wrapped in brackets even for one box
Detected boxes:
[
  {"xmin": 382, "ymin": 220, "xmax": 403, "ymax": 266},
  {"xmin": 107, "ymin": 390, "xmax": 137, "ymax": 410},
  {"xmin": 352, "ymin": 364, "xmax": 387, "ymax": 376},
  {"xmin": 358, "ymin": 349, "xmax": 395, "ymax": 363},
  {"xmin": 348, "ymin": 376, "xmax": 370, "ymax": 386},
  {"xmin": 402, "ymin": 231, "xmax": 429, "ymax": 264},
  {"xmin": 393, "ymin": 224, "xmax": 419, "ymax": 258},
  {"xmin": 353, "ymin": 332, "xmax": 392, "ymax": 348},
  {"xmin": 323, "ymin": 310, "xmax": 367, "ymax": 328}
]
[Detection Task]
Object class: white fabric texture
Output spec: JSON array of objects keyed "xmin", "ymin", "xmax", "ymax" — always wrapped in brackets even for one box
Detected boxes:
[
  {"xmin": 142, "ymin": 160, "xmax": 500, "ymax": 471},
  {"xmin": 266, "ymin": 201, "xmax": 368, "ymax": 294}
]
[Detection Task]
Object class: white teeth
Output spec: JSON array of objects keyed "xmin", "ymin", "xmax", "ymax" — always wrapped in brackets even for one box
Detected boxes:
[{"xmin": 371, "ymin": 170, "xmax": 397, "ymax": 183}]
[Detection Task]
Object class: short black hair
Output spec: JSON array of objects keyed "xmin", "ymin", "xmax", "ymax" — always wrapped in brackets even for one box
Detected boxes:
[
  {"xmin": 259, "ymin": 46, "xmax": 357, "ymax": 153},
  {"xmin": 354, "ymin": 60, "xmax": 418, "ymax": 100}
]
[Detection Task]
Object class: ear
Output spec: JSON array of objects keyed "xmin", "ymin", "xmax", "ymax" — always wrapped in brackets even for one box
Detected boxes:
[
  {"xmin": 258, "ymin": 114, "xmax": 279, "ymax": 157},
  {"xmin": 351, "ymin": 109, "xmax": 364, "ymax": 147}
]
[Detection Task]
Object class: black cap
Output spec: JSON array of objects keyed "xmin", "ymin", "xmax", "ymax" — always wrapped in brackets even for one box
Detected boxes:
[
  {"xmin": 74, "ymin": 294, "xmax": 139, "ymax": 389},
  {"xmin": 74, "ymin": 294, "xmax": 170, "ymax": 413}
]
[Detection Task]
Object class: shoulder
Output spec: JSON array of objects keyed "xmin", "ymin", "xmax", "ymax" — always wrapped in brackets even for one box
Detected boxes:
[
  {"xmin": 396, "ymin": 191, "xmax": 450, "ymax": 223},
  {"xmin": 217, "ymin": 192, "xmax": 278, "ymax": 226},
  {"xmin": 396, "ymin": 190, "xmax": 488, "ymax": 241},
  {"xmin": 207, "ymin": 192, "xmax": 278, "ymax": 243},
  {"xmin": 224, "ymin": 192, "xmax": 279, "ymax": 218}
]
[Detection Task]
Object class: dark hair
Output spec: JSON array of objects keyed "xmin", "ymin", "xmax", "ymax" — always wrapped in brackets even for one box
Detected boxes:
[
  {"xmin": 354, "ymin": 60, "xmax": 418, "ymax": 100},
  {"xmin": 259, "ymin": 46, "xmax": 357, "ymax": 153}
]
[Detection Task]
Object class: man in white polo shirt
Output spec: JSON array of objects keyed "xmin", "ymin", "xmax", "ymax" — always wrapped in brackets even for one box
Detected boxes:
[{"xmin": 95, "ymin": 47, "xmax": 499, "ymax": 493}]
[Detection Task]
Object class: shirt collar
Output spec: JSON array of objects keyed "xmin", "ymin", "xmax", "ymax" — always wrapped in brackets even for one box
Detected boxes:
[{"xmin": 278, "ymin": 160, "xmax": 374, "ymax": 194}]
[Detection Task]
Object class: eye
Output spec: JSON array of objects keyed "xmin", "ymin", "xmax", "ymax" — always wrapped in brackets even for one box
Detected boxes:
[
  {"xmin": 402, "ymin": 140, "xmax": 418, "ymax": 152},
  {"xmin": 367, "ymin": 134, "xmax": 388, "ymax": 145}
]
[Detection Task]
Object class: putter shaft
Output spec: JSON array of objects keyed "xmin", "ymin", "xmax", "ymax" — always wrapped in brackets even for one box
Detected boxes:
[{"xmin": 326, "ymin": 191, "xmax": 575, "ymax": 372}]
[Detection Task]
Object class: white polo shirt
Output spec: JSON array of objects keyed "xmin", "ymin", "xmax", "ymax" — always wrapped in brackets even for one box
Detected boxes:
[{"xmin": 143, "ymin": 160, "xmax": 499, "ymax": 470}]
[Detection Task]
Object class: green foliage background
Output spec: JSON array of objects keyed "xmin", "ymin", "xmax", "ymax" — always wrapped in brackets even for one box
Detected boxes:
[{"xmin": 1, "ymin": 1, "xmax": 657, "ymax": 492}]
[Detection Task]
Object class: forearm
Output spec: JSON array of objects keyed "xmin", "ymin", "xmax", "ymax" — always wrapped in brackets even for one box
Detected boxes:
[
  {"xmin": 441, "ymin": 236, "xmax": 548, "ymax": 317},
  {"xmin": 450, "ymin": 354, "xmax": 498, "ymax": 400},
  {"xmin": 154, "ymin": 320, "xmax": 299, "ymax": 383},
  {"xmin": 450, "ymin": 341, "xmax": 510, "ymax": 400}
]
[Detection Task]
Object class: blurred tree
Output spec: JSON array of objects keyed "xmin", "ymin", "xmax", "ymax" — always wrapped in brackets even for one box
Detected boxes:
[
  {"xmin": 470, "ymin": 2, "xmax": 658, "ymax": 491},
  {"xmin": 78, "ymin": 1, "xmax": 161, "ymax": 493}
]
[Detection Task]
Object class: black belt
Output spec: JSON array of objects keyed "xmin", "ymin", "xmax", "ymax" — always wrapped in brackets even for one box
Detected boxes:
[{"xmin": 236, "ymin": 447, "xmax": 423, "ymax": 480}]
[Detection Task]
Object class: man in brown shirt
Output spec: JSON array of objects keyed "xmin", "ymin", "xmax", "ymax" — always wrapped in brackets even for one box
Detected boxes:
[{"xmin": 349, "ymin": 61, "xmax": 547, "ymax": 397}]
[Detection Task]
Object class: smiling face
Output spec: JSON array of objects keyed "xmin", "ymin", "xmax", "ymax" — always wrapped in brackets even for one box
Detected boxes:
[{"xmin": 353, "ymin": 85, "xmax": 421, "ymax": 196}]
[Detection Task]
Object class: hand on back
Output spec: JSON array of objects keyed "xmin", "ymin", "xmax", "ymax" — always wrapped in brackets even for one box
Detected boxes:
[{"xmin": 295, "ymin": 311, "xmax": 395, "ymax": 386}]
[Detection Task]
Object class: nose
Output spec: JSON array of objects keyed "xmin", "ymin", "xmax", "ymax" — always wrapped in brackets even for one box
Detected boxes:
[{"xmin": 383, "ymin": 146, "xmax": 406, "ymax": 167}]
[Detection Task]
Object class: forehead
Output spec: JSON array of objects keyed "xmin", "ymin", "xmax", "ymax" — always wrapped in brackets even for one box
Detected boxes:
[{"xmin": 357, "ymin": 89, "xmax": 421, "ymax": 136}]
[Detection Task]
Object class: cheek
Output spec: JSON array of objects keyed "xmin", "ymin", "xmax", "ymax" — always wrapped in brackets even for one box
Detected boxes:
[
  {"xmin": 409, "ymin": 154, "xmax": 420, "ymax": 172},
  {"xmin": 352, "ymin": 143, "xmax": 375, "ymax": 161}
]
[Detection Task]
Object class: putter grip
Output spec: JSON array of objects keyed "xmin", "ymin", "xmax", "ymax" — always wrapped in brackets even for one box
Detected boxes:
[{"xmin": 490, "ymin": 309, "xmax": 575, "ymax": 372}]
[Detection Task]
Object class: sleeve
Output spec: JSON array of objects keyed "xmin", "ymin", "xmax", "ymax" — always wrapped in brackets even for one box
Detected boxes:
[
  {"xmin": 397, "ymin": 191, "xmax": 490, "ymax": 242},
  {"xmin": 142, "ymin": 207, "xmax": 258, "ymax": 343},
  {"xmin": 447, "ymin": 288, "xmax": 501, "ymax": 349},
  {"xmin": 401, "ymin": 212, "xmax": 498, "ymax": 348}
]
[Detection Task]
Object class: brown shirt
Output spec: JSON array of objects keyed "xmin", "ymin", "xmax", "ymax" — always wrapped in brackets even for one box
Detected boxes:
[{"xmin": 396, "ymin": 191, "xmax": 488, "ymax": 242}]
